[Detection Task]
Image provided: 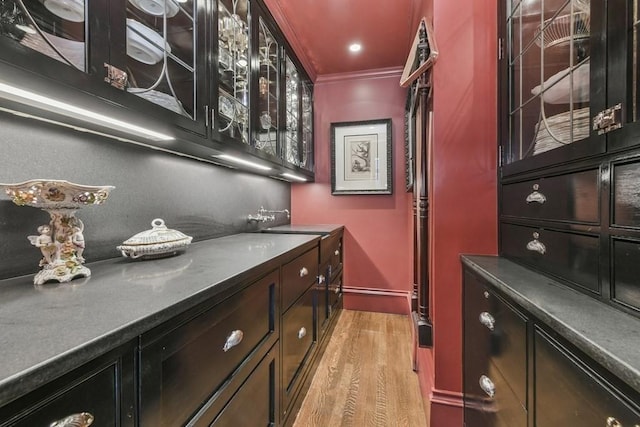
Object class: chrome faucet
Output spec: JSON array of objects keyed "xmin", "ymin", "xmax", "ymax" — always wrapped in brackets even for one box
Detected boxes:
[{"xmin": 247, "ymin": 206, "xmax": 290, "ymax": 223}]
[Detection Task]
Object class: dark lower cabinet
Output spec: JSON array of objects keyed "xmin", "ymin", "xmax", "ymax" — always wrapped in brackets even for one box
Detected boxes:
[
  {"xmin": 281, "ymin": 287, "xmax": 315, "ymax": 416},
  {"xmin": 140, "ymin": 269, "xmax": 279, "ymax": 426},
  {"xmin": 463, "ymin": 270, "xmax": 527, "ymax": 427},
  {"xmin": 210, "ymin": 344, "xmax": 279, "ymax": 427},
  {"xmin": 0, "ymin": 237, "xmax": 341, "ymax": 427},
  {"xmin": 463, "ymin": 265, "xmax": 640, "ymax": 427},
  {"xmin": 0, "ymin": 342, "xmax": 136, "ymax": 427},
  {"xmin": 535, "ymin": 328, "xmax": 640, "ymax": 427}
]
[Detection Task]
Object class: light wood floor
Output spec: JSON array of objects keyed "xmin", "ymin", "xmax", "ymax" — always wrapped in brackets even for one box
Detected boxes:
[{"xmin": 292, "ymin": 310, "xmax": 428, "ymax": 427}]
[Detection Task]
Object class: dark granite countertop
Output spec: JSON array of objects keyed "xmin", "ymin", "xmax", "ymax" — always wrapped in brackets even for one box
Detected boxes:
[
  {"xmin": 0, "ymin": 232, "xmax": 319, "ymax": 406},
  {"xmin": 262, "ymin": 224, "xmax": 344, "ymax": 235},
  {"xmin": 462, "ymin": 255, "xmax": 640, "ymax": 395}
]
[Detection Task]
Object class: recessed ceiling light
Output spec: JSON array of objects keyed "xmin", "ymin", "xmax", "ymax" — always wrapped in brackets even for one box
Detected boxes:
[{"xmin": 349, "ymin": 43, "xmax": 362, "ymax": 53}]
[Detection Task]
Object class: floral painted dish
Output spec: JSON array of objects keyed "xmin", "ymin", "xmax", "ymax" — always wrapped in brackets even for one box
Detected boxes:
[{"xmin": 117, "ymin": 218, "xmax": 192, "ymax": 260}]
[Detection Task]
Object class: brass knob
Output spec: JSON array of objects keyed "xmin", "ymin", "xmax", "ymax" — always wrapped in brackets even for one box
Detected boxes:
[
  {"xmin": 334, "ymin": 249, "xmax": 340, "ymax": 256},
  {"xmin": 299, "ymin": 267, "xmax": 308, "ymax": 277},
  {"xmin": 298, "ymin": 327, "xmax": 307, "ymax": 339}
]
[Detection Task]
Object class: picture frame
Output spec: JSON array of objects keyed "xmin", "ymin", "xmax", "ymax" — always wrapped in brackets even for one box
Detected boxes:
[{"xmin": 331, "ymin": 118, "xmax": 393, "ymax": 195}]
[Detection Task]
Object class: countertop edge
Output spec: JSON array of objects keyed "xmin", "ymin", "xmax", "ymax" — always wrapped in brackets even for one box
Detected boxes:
[{"xmin": 0, "ymin": 233, "xmax": 321, "ymax": 406}]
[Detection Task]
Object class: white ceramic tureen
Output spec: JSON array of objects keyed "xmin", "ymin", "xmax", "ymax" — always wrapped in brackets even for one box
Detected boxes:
[{"xmin": 117, "ymin": 218, "xmax": 192, "ymax": 260}]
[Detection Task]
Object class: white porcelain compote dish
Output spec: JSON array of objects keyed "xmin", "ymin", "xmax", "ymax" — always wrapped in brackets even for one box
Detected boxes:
[{"xmin": 0, "ymin": 179, "xmax": 114, "ymax": 285}]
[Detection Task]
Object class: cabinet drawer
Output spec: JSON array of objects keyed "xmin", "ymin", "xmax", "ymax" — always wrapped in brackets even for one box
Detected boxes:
[
  {"xmin": 317, "ymin": 261, "xmax": 330, "ymax": 338},
  {"xmin": 328, "ymin": 271, "xmax": 342, "ymax": 314},
  {"xmin": 481, "ymin": 363, "xmax": 527, "ymax": 427},
  {"xmin": 321, "ymin": 233, "xmax": 343, "ymax": 275},
  {"xmin": 535, "ymin": 328, "xmax": 640, "ymax": 426},
  {"xmin": 502, "ymin": 169, "xmax": 599, "ymax": 223},
  {"xmin": 463, "ymin": 271, "xmax": 527, "ymax": 406},
  {"xmin": 0, "ymin": 344, "xmax": 135, "ymax": 427},
  {"xmin": 613, "ymin": 160, "xmax": 640, "ymax": 228},
  {"xmin": 612, "ymin": 237, "xmax": 640, "ymax": 312},
  {"xmin": 139, "ymin": 270, "xmax": 278, "ymax": 427},
  {"xmin": 282, "ymin": 248, "xmax": 318, "ymax": 311},
  {"xmin": 501, "ymin": 222, "xmax": 600, "ymax": 293},
  {"xmin": 282, "ymin": 287, "xmax": 315, "ymax": 413},
  {"xmin": 210, "ymin": 346, "xmax": 278, "ymax": 427}
]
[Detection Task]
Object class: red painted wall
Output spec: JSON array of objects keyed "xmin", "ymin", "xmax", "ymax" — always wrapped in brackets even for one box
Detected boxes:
[
  {"xmin": 418, "ymin": 0, "xmax": 499, "ymax": 425},
  {"xmin": 291, "ymin": 69, "xmax": 413, "ymax": 312},
  {"xmin": 287, "ymin": 0, "xmax": 498, "ymax": 424}
]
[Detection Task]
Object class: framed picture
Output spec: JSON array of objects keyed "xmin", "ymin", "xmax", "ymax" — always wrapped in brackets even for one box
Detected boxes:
[{"xmin": 331, "ymin": 118, "xmax": 393, "ymax": 195}]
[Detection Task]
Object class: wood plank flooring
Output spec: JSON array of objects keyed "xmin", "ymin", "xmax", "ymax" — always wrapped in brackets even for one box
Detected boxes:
[{"xmin": 292, "ymin": 310, "xmax": 428, "ymax": 427}]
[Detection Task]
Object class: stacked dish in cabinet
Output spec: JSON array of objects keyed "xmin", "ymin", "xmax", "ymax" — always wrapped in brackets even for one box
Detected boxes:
[
  {"xmin": 3, "ymin": 0, "xmax": 87, "ymax": 70},
  {"xmin": 531, "ymin": 2, "xmax": 590, "ymax": 156},
  {"xmin": 125, "ymin": 0, "xmax": 195, "ymax": 118},
  {"xmin": 510, "ymin": 0, "xmax": 592, "ymax": 159}
]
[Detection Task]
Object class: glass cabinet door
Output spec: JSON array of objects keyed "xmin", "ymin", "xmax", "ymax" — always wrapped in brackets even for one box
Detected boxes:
[
  {"xmin": 505, "ymin": 0, "xmax": 603, "ymax": 166},
  {"xmin": 284, "ymin": 55, "xmax": 300, "ymax": 166},
  {"xmin": 0, "ymin": 0, "xmax": 92, "ymax": 73},
  {"xmin": 217, "ymin": 0, "xmax": 250, "ymax": 145},
  {"xmin": 124, "ymin": 0, "xmax": 198, "ymax": 121},
  {"xmin": 607, "ymin": 0, "xmax": 640, "ymax": 152},
  {"xmin": 253, "ymin": 15, "xmax": 279, "ymax": 157},
  {"xmin": 300, "ymin": 79, "xmax": 313, "ymax": 170}
]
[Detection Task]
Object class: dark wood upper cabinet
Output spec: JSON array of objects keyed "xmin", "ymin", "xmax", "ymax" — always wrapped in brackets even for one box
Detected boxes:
[
  {"xmin": 0, "ymin": 0, "xmax": 314, "ymax": 178},
  {"xmin": 501, "ymin": 0, "xmax": 606, "ymax": 176},
  {"xmin": 499, "ymin": 0, "xmax": 640, "ymax": 318}
]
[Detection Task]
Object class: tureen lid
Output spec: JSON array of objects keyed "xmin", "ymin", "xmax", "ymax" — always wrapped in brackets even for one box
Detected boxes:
[{"xmin": 122, "ymin": 218, "xmax": 191, "ymax": 246}]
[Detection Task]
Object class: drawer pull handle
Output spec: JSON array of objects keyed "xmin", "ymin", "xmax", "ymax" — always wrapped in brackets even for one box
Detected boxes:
[
  {"xmin": 334, "ymin": 249, "xmax": 340, "ymax": 256},
  {"xmin": 483, "ymin": 291, "xmax": 490, "ymax": 299},
  {"xmin": 50, "ymin": 413, "xmax": 95, "ymax": 427},
  {"xmin": 479, "ymin": 312, "xmax": 495, "ymax": 331},
  {"xmin": 525, "ymin": 189, "xmax": 547, "ymax": 204},
  {"xmin": 318, "ymin": 274, "xmax": 325, "ymax": 284},
  {"xmin": 479, "ymin": 375, "xmax": 495, "ymax": 398},
  {"xmin": 606, "ymin": 418, "xmax": 622, "ymax": 427},
  {"xmin": 300, "ymin": 267, "xmax": 309, "ymax": 277},
  {"xmin": 526, "ymin": 232, "xmax": 546, "ymax": 254},
  {"xmin": 223, "ymin": 330, "xmax": 244, "ymax": 352},
  {"xmin": 298, "ymin": 327, "xmax": 307, "ymax": 339}
]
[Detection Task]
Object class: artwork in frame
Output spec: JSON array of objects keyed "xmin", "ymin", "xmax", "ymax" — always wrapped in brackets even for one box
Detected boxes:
[{"xmin": 331, "ymin": 118, "xmax": 393, "ymax": 195}]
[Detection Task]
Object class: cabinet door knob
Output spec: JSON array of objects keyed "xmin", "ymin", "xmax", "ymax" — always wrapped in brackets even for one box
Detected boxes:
[
  {"xmin": 298, "ymin": 327, "xmax": 307, "ymax": 339},
  {"xmin": 318, "ymin": 274, "xmax": 325, "ymax": 284},
  {"xmin": 334, "ymin": 249, "xmax": 340, "ymax": 256},
  {"xmin": 300, "ymin": 267, "xmax": 309, "ymax": 277},
  {"xmin": 526, "ymin": 232, "xmax": 546, "ymax": 254},
  {"xmin": 606, "ymin": 417, "xmax": 622, "ymax": 427},
  {"xmin": 50, "ymin": 412, "xmax": 95, "ymax": 427},
  {"xmin": 334, "ymin": 285, "xmax": 340, "ymax": 294},
  {"xmin": 223, "ymin": 330, "xmax": 244, "ymax": 352},
  {"xmin": 479, "ymin": 312, "xmax": 495, "ymax": 331},
  {"xmin": 526, "ymin": 187, "xmax": 547, "ymax": 204},
  {"xmin": 479, "ymin": 375, "xmax": 495, "ymax": 398}
]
